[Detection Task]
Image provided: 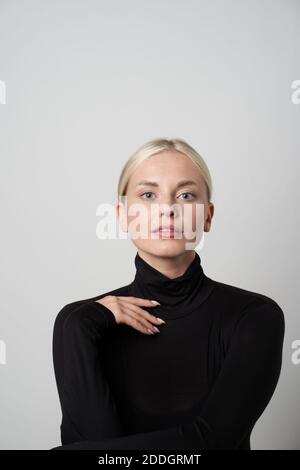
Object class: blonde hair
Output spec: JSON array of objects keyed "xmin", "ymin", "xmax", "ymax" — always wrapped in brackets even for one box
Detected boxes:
[{"xmin": 117, "ymin": 137, "xmax": 213, "ymax": 202}]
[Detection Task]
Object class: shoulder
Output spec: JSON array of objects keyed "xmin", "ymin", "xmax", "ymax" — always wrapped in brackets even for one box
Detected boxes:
[
  {"xmin": 54, "ymin": 283, "xmax": 131, "ymax": 327},
  {"xmin": 208, "ymin": 277, "xmax": 285, "ymax": 334},
  {"xmin": 211, "ymin": 278, "xmax": 280, "ymax": 306},
  {"xmin": 206, "ymin": 279, "xmax": 285, "ymax": 362}
]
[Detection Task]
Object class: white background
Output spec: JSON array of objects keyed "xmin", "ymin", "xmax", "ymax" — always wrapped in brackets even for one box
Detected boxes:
[{"xmin": 0, "ymin": 0, "xmax": 299, "ymax": 449}]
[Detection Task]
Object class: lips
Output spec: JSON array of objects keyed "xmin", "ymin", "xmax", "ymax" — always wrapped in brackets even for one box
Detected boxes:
[
  {"xmin": 153, "ymin": 225, "xmax": 175, "ymax": 233},
  {"xmin": 152, "ymin": 225, "xmax": 182, "ymax": 234}
]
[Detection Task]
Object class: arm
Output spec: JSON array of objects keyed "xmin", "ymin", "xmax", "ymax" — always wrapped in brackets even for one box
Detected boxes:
[
  {"xmin": 52, "ymin": 299, "xmax": 123, "ymax": 445},
  {"xmin": 53, "ymin": 300, "xmax": 285, "ymax": 450}
]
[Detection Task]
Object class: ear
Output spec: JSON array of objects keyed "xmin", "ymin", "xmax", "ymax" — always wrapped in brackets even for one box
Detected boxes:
[
  {"xmin": 116, "ymin": 200, "xmax": 128, "ymax": 233},
  {"xmin": 204, "ymin": 202, "xmax": 214, "ymax": 232}
]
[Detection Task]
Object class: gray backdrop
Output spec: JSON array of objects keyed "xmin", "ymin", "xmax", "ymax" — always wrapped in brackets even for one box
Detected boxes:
[{"xmin": 0, "ymin": 0, "xmax": 299, "ymax": 450}]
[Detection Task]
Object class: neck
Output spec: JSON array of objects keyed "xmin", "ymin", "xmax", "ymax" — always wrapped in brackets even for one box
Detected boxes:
[
  {"xmin": 136, "ymin": 249, "xmax": 197, "ymax": 280},
  {"xmin": 129, "ymin": 249, "xmax": 215, "ymax": 320}
]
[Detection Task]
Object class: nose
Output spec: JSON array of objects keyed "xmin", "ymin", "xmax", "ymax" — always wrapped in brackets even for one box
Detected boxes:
[
  {"xmin": 160, "ymin": 205, "xmax": 175, "ymax": 217},
  {"xmin": 159, "ymin": 197, "xmax": 179, "ymax": 218}
]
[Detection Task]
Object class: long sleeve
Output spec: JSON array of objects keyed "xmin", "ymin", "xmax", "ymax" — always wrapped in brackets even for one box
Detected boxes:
[
  {"xmin": 52, "ymin": 299, "xmax": 123, "ymax": 445},
  {"xmin": 52, "ymin": 300, "xmax": 285, "ymax": 450}
]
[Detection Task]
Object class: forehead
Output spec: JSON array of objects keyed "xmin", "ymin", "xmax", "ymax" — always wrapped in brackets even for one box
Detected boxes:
[{"xmin": 128, "ymin": 151, "xmax": 204, "ymax": 187}]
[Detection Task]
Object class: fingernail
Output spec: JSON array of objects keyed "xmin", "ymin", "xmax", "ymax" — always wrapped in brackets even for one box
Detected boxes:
[
  {"xmin": 151, "ymin": 300, "xmax": 161, "ymax": 305},
  {"xmin": 147, "ymin": 328, "xmax": 155, "ymax": 335},
  {"xmin": 152, "ymin": 326, "xmax": 160, "ymax": 334},
  {"xmin": 156, "ymin": 317, "xmax": 166, "ymax": 324}
]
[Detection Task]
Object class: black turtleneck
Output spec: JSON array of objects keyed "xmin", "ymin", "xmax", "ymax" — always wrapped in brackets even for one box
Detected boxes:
[
  {"xmin": 52, "ymin": 250, "xmax": 285, "ymax": 450},
  {"xmin": 130, "ymin": 251, "xmax": 214, "ymax": 319}
]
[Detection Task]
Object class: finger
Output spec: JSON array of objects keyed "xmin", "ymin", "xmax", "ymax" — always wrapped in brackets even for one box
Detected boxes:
[
  {"xmin": 121, "ymin": 312, "xmax": 157, "ymax": 336},
  {"xmin": 123, "ymin": 305, "xmax": 161, "ymax": 333},
  {"xmin": 118, "ymin": 296, "xmax": 161, "ymax": 307},
  {"xmin": 122, "ymin": 302, "xmax": 165, "ymax": 326}
]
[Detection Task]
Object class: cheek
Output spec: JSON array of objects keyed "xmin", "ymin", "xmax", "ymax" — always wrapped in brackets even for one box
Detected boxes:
[
  {"xmin": 182, "ymin": 203, "xmax": 205, "ymax": 233},
  {"xmin": 127, "ymin": 202, "xmax": 152, "ymax": 238}
]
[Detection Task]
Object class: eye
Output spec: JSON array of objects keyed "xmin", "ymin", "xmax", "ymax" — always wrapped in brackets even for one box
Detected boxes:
[
  {"xmin": 140, "ymin": 191, "xmax": 155, "ymax": 200},
  {"xmin": 178, "ymin": 192, "xmax": 195, "ymax": 200}
]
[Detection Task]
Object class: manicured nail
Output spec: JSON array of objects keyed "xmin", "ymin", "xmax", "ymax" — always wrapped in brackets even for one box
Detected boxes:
[
  {"xmin": 156, "ymin": 317, "xmax": 166, "ymax": 324},
  {"xmin": 151, "ymin": 300, "xmax": 161, "ymax": 305},
  {"xmin": 147, "ymin": 328, "xmax": 155, "ymax": 335},
  {"xmin": 152, "ymin": 326, "xmax": 160, "ymax": 334}
]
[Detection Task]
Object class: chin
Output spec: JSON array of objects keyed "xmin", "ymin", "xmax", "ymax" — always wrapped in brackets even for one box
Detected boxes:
[{"xmin": 135, "ymin": 240, "xmax": 189, "ymax": 258}]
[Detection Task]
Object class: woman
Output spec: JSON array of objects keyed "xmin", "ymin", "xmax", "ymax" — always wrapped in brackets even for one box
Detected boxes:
[{"xmin": 52, "ymin": 138, "xmax": 285, "ymax": 450}]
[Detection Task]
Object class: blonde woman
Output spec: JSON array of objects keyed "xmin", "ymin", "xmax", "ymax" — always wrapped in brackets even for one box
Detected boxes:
[{"xmin": 52, "ymin": 138, "xmax": 285, "ymax": 450}]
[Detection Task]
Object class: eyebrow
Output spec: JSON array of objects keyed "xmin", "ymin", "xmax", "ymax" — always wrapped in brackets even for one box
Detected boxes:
[{"xmin": 136, "ymin": 179, "xmax": 199, "ymax": 189}]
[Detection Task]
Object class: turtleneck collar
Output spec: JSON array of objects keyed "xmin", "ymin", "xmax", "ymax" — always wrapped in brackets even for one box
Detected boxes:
[{"xmin": 128, "ymin": 250, "xmax": 215, "ymax": 320}]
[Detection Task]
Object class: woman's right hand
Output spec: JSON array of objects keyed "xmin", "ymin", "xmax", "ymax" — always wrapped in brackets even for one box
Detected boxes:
[{"xmin": 94, "ymin": 296, "xmax": 166, "ymax": 335}]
